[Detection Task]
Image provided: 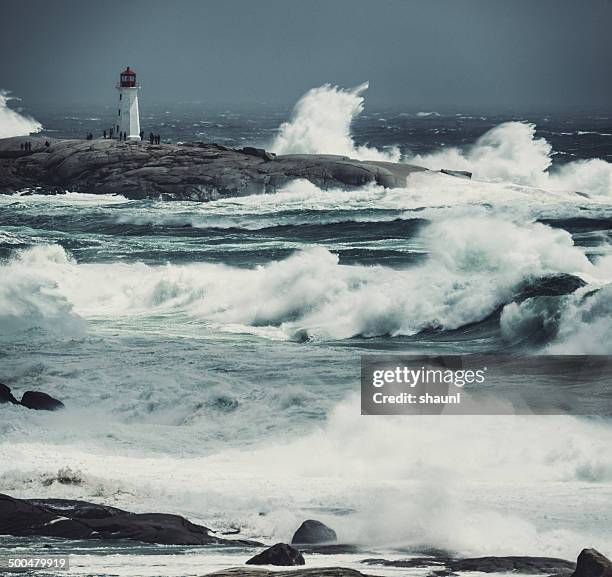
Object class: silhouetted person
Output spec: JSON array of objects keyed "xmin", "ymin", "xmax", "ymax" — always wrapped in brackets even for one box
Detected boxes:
[
  {"xmin": 45, "ymin": 141, "xmax": 50, "ymax": 148},
  {"xmin": 149, "ymin": 132, "xmax": 154, "ymax": 144},
  {"xmin": 140, "ymin": 130, "xmax": 144, "ymax": 141},
  {"xmin": 20, "ymin": 143, "xmax": 24, "ymax": 151},
  {"xmin": 103, "ymin": 130, "xmax": 107, "ymax": 139}
]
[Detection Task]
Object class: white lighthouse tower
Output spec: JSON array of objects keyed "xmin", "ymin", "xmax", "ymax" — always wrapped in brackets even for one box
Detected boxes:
[{"xmin": 115, "ymin": 66, "xmax": 141, "ymax": 141}]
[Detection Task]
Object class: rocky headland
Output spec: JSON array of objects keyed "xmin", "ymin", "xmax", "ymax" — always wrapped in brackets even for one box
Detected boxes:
[{"xmin": 0, "ymin": 136, "xmax": 436, "ymax": 201}]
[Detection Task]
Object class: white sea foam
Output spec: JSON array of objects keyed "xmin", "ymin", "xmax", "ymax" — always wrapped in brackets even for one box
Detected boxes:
[
  {"xmin": 2, "ymin": 214, "xmax": 608, "ymax": 343},
  {"xmin": 0, "ymin": 245, "xmax": 86, "ymax": 337},
  {"xmin": 499, "ymin": 252, "xmax": 612, "ymax": 353},
  {"xmin": 410, "ymin": 121, "xmax": 612, "ymax": 196},
  {"xmin": 3, "ymin": 393, "xmax": 612, "ymax": 558},
  {"xmin": 2, "ymin": 235, "xmax": 612, "ymax": 558},
  {"xmin": 0, "ymin": 90, "xmax": 42, "ymax": 138},
  {"xmin": 271, "ymin": 82, "xmax": 400, "ymax": 161},
  {"xmin": 271, "ymin": 83, "xmax": 611, "ymax": 196},
  {"xmin": 111, "ymin": 173, "xmax": 594, "ymax": 234},
  {"xmin": 546, "ymin": 283, "xmax": 612, "ymax": 354}
]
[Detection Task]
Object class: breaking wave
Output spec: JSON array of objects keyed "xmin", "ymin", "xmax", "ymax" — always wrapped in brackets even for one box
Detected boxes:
[
  {"xmin": 0, "ymin": 245, "xmax": 85, "ymax": 337},
  {"xmin": 271, "ymin": 83, "xmax": 611, "ymax": 196},
  {"xmin": 2, "ymin": 215, "xmax": 609, "ymax": 347},
  {"xmin": 0, "ymin": 90, "xmax": 42, "ymax": 138},
  {"xmin": 271, "ymin": 82, "xmax": 400, "ymax": 162},
  {"xmin": 3, "ymin": 392, "xmax": 612, "ymax": 558},
  {"xmin": 411, "ymin": 121, "xmax": 612, "ymax": 196}
]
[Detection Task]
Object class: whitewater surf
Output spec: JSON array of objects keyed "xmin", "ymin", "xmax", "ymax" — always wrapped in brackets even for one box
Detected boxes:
[{"xmin": 1, "ymin": 78, "xmax": 612, "ymax": 575}]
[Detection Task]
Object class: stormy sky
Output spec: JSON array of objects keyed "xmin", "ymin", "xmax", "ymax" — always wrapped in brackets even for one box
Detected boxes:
[{"xmin": 1, "ymin": 0, "xmax": 611, "ymax": 111}]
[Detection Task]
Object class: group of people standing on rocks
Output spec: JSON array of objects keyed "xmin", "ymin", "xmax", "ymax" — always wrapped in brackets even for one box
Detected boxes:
[
  {"xmin": 101, "ymin": 128, "xmax": 129, "ymax": 141},
  {"xmin": 99, "ymin": 129, "xmax": 161, "ymax": 143},
  {"xmin": 19, "ymin": 141, "xmax": 50, "ymax": 152}
]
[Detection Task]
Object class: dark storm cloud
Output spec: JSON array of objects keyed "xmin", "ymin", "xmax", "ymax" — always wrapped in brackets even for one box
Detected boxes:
[{"xmin": 1, "ymin": 0, "xmax": 611, "ymax": 110}]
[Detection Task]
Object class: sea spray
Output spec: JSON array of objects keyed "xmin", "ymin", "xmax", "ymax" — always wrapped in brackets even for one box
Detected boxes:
[
  {"xmin": 3, "ymin": 392, "xmax": 612, "ymax": 558},
  {"xmin": 271, "ymin": 82, "xmax": 400, "ymax": 162},
  {"xmin": 2, "ymin": 215, "xmax": 609, "ymax": 344},
  {"xmin": 0, "ymin": 90, "xmax": 42, "ymax": 138},
  {"xmin": 0, "ymin": 245, "xmax": 85, "ymax": 337},
  {"xmin": 410, "ymin": 121, "xmax": 612, "ymax": 196},
  {"xmin": 271, "ymin": 83, "xmax": 611, "ymax": 195}
]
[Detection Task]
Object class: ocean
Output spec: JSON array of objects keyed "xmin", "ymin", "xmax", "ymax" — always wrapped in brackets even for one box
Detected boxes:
[{"xmin": 1, "ymin": 84, "xmax": 612, "ymax": 575}]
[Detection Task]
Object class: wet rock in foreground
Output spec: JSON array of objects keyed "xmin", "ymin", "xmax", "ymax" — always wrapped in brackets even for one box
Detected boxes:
[
  {"xmin": 291, "ymin": 519, "xmax": 337, "ymax": 545},
  {"xmin": 0, "ymin": 494, "xmax": 259, "ymax": 546},
  {"xmin": 571, "ymin": 549, "xmax": 612, "ymax": 577},
  {"xmin": 246, "ymin": 543, "xmax": 305, "ymax": 566},
  {"xmin": 208, "ymin": 569, "xmax": 367, "ymax": 577}
]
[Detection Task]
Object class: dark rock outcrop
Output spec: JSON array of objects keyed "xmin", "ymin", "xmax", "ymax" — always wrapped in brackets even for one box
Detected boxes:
[
  {"xmin": 362, "ymin": 556, "xmax": 576, "ymax": 575},
  {"xmin": 0, "ymin": 383, "xmax": 19, "ymax": 404},
  {"xmin": 246, "ymin": 543, "xmax": 305, "ymax": 566},
  {"xmin": 515, "ymin": 274, "xmax": 587, "ymax": 303},
  {"xmin": 207, "ymin": 569, "xmax": 367, "ymax": 577},
  {"xmin": 297, "ymin": 544, "xmax": 359, "ymax": 555},
  {"xmin": 292, "ymin": 520, "xmax": 337, "ymax": 544},
  {"xmin": 240, "ymin": 147, "xmax": 276, "ymax": 161},
  {"xmin": 20, "ymin": 391, "xmax": 65, "ymax": 411},
  {"xmin": 571, "ymin": 549, "xmax": 612, "ymax": 577},
  {"xmin": 0, "ymin": 494, "xmax": 259, "ymax": 546},
  {"xmin": 440, "ymin": 169, "xmax": 472, "ymax": 179},
  {"xmin": 448, "ymin": 556, "xmax": 576, "ymax": 574},
  {"xmin": 361, "ymin": 557, "xmax": 450, "ymax": 569},
  {"xmin": 0, "ymin": 136, "xmax": 427, "ymax": 200}
]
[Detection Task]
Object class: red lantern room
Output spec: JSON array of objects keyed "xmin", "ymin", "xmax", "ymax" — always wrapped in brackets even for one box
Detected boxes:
[{"xmin": 119, "ymin": 67, "xmax": 137, "ymax": 88}]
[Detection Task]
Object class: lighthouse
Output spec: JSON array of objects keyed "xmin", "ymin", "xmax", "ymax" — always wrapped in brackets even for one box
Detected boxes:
[{"xmin": 115, "ymin": 67, "xmax": 141, "ymax": 141}]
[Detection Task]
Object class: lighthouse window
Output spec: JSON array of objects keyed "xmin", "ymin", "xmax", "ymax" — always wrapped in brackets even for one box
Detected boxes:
[
  {"xmin": 118, "ymin": 109, "xmax": 121, "ymax": 115},
  {"xmin": 119, "ymin": 94, "xmax": 122, "ymax": 100}
]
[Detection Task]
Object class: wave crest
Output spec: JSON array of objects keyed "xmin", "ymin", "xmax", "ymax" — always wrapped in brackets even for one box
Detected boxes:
[
  {"xmin": 411, "ymin": 121, "xmax": 612, "ymax": 196},
  {"xmin": 0, "ymin": 245, "xmax": 85, "ymax": 338},
  {"xmin": 4, "ymin": 215, "xmax": 608, "ymax": 347},
  {"xmin": 0, "ymin": 90, "xmax": 42, "ymax": 138},
  {"xmin": 271, "ymin": 82, "xmax": 400, "ymax": 162}
]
